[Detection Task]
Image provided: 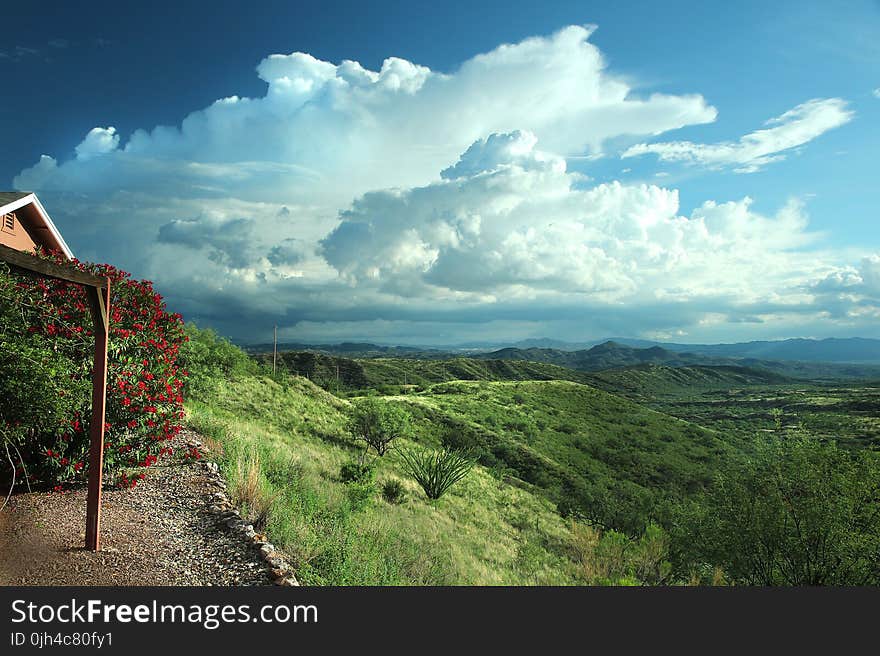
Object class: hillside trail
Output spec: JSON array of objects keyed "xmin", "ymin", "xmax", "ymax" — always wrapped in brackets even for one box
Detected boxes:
[{"xmin": 0, "ymin": 431, "xmax": 272, "ymax": 586}]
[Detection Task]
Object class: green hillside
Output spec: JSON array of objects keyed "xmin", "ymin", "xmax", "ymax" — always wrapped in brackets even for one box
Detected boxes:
[
  {"xmin": 585, "ymin": 363, "xmax": 792, "ymax": 399},
  {"xmin": 187, "ymin": 375, "xmax": 594, "ymax": 585},
  {"xmin": 180, "ymin": 326, "xmax": 880, "ymax": 585},
  {"xmin": 256, "ymin": 351, "xmax": 592, "ymax": 392},
  {"xmin": 394, "ymin": 380, "xmax": 729, "ymax": 533}
]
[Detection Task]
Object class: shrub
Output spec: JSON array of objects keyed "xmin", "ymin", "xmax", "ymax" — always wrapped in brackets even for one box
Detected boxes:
[
  {"xmin": 398, "ymin": 447, "xmax": 473, "ymax": 500},
  {"xmin": 0, "ymin": 253, "xmax": 186, "ymax": 490},
  {"xmin": 344, "ymin": 481, "xmax": 375, "ymax": 512},
  {"xmin": 349, "ymin": 398, "xmax": 410, "ymax": 456},
  {"xmin": 569, "ymin": 521, "xmax": 672, "ymax": 585},
  {"xmin": 673, "ymin": 435, "xmax": 880, "ymax": 585},
  {"xmin": 339, "ymin": 460, "xmax": 375, "ymax": 483},
  {"xmin": 381, "ymin": 478, "xmax": 407, "ymax": 504},
  {"xmin": 178, "ymin": 323, "xmax": 257, "ymax": 398}
]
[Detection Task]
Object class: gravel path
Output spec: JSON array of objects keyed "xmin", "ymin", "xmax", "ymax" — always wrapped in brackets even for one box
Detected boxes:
[{"xmin": 0, "ymin": 431, "xmax": 273, "ymax": 586}]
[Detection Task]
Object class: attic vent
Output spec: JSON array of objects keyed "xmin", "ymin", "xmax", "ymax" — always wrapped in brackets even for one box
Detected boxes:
[{"xmin": 1, "ymin": 212, "xmax": 14, "ymax": 233}]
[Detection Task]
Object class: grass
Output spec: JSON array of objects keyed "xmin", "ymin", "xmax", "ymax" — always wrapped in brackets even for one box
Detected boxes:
[
  {"xmin": 186, "ymin": 374, "xmax": 596, "ymax": 585},
  {"xmin": 389, "ymin": 380, "xmax": 730, "ymax": 533}
]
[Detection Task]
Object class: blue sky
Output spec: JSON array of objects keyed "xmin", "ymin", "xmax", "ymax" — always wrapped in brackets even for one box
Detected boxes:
[{"xmin": 2, "ymin": 0, "xmax": 879, "ymax": 344}]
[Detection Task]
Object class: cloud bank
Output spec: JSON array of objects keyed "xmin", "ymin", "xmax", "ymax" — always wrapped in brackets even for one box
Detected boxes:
[{"xmin": 10, "ymin": 26, "xmax": 872, "ymax": 343}]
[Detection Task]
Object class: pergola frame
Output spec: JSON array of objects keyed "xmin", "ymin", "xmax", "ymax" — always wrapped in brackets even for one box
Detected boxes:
[{"xmin": 0, "ymin": 243, "xmax": 110, "ymax": 551}]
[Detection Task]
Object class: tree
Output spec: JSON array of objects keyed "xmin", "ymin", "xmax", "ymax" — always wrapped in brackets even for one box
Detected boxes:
[
  {"xmin": 673, "ymin": 435, "xmax": 880, "ymax": 585},
  {"xmin": 178, "ymin": 322, "xmax": 258, "ymax": 398},
  {"xmin": 349, "ymin": 398, "xmax": 410, "ymax": 456}
]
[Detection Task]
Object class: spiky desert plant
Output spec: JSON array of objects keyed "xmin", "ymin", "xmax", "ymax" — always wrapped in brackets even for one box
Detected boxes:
[{"xmin": 397, "ymin": 446, "xmax": 473, "ymax": 500}]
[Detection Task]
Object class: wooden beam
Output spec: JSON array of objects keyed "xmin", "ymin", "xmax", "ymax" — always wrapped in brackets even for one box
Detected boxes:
[
  {"xmin": 84, "ymin": 282, "xmax": 110, "ymax": 551},
  {"xmin": 0, "ymin": 243, "xmax": 107, "ymax": 288}
]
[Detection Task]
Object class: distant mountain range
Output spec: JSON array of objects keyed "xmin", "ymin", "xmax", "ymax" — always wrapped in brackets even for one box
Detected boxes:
[
  {"xmin": 472, "ymin": 341, "xmax": 880, "ymax": 380},
  {"xmin": 249, "ymin": 336, "xmax": 880, "ymax": 364},
  {"xmin": 633, "ymin": 337, "xmax": 880, "ymax": 363},
  {"xmin": 503, "ymin": 337, "xmax": 880, "ymax": 363}
]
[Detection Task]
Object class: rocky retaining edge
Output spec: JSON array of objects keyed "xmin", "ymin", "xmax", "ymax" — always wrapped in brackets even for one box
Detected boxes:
[{"xmin": 188, "ymin": 436, "xmax": 300, "ymax": 587}]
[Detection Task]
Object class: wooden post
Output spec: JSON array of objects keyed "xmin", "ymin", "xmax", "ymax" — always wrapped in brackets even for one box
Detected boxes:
[
  {"xmin": 273, "ymin": 325, "xmax": 277, "ymax": 377},
  {"xmin": 85, "ymin": 281, "xmax": 110, "ymax": 551}
]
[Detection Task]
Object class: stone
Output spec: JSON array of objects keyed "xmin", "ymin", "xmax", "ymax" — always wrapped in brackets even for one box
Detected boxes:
[{"xmin": 259, "ymin": 544, "xmax": 275, "ymax": 559}]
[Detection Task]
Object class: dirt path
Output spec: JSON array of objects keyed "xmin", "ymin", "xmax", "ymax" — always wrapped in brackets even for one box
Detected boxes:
[{"xmin": 0, "ymin": 432, "xmax": 272, "ymax": 586}]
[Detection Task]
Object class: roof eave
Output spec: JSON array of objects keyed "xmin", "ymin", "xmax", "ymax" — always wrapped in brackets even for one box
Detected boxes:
[{"xmin": 0, "ymin": 193, "xmax": 75, "ymax": 260}]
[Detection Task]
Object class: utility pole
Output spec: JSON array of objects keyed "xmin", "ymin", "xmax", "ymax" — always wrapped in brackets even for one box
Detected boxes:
[
  {"xmin": 273, "ymin": 325, "xmax": 277, "ymax": 377},
  {"xmin": 336, "ymin": 363, "xmax": 340, "ymax": 393}
]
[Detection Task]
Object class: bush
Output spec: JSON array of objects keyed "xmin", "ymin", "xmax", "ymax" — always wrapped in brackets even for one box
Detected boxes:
[
  {"xmin": 569, "ymin": 521, "xmax": 672, "ymax": 585},
  {"xmin": 349, "ymin": 398, "xmax": 410, "ymax": 456},
  {"xmin": 381, "ymin": 478, "xmax": 407, "ymax": 504},
  {"xmin": 178, "ymin": 323, "xmax": 257, "ymax": 398},
  {"xmin": 0, "ymin": 253, "xmax": 187, "ymax": 490},
  {"xmin": 398, "ymin": 447, "xmax": 473, "ymax": 500},
  {"xmin": 344, "ymin": 481, "xmax": 375, "ymax": 512},
  {"xmin": 339, "ymin": 460, "xmax": 375, "ymax": 484},
  {"xmin": 673, "ymin": 435, "xmax": 880, "ymax": 585}
]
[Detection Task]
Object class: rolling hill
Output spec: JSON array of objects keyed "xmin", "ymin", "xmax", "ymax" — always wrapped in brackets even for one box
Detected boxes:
[
  {"xmin": 393, "ymin": 379, "xmax": 731, "ymax": 533},
  {"xmin": 187, "ymin": 371, "xmax": 718, "ymax": 583},
  {"xmin": 255, "ymin": 350, "xmax": 594, "ymax": 390},
  {"xmin": 584, "ymin": 363, "xmax": 792, "ymax": 399}
]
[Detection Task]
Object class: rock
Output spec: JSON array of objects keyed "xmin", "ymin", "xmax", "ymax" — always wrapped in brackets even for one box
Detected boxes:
[
  {"xmin": 259, "ymin": 544, "xmax": 275, "ymax": 559},
  {"xmin": 226, "ymin": 517, "xmax": 243, "ymax": 529}
]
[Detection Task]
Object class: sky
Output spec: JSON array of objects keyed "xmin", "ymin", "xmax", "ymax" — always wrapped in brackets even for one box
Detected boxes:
[{"xmin": 2, "ymin": 0, "xmax": 879, "ymax": 345}]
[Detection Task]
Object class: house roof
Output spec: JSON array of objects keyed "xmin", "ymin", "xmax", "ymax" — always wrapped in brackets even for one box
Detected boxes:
[
  {"xmin": 0, "ymin": 191, "xmax": 31, "ymax": 206},
  {"xmin": 0, "ymin": 191, "xmax": 74, "ymax": 259}
]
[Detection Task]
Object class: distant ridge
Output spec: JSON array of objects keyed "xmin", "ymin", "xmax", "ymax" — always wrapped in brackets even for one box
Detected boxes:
[
  {"xmin": 247, "ymin": 336, "xmax": 880, "ymax": 364},
  {"xmin": 507, "ymin": 336, "xmax": 880, "ymax": 363},
  {"xmin": 641, "ymin": 337, "xmax": 880, "ymax": 363},
  {"xmin": 473, "ymin": 341, "xmax": 880, "ymax": 380}
]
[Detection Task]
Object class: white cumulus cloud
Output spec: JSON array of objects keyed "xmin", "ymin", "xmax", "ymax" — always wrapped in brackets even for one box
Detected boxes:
[
  {"xmin": 322, "ymin": 131, "xmax": 829, "ymax": 312},
  {"xmin": 74, "ymin": 126, "xmax": 120, "ymax": 160}
]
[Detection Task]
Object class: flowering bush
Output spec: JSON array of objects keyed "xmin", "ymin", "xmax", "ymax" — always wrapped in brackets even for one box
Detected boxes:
[{"xmin": 0, "ymin": 251, "xmax": 187, "ymax": 489}]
